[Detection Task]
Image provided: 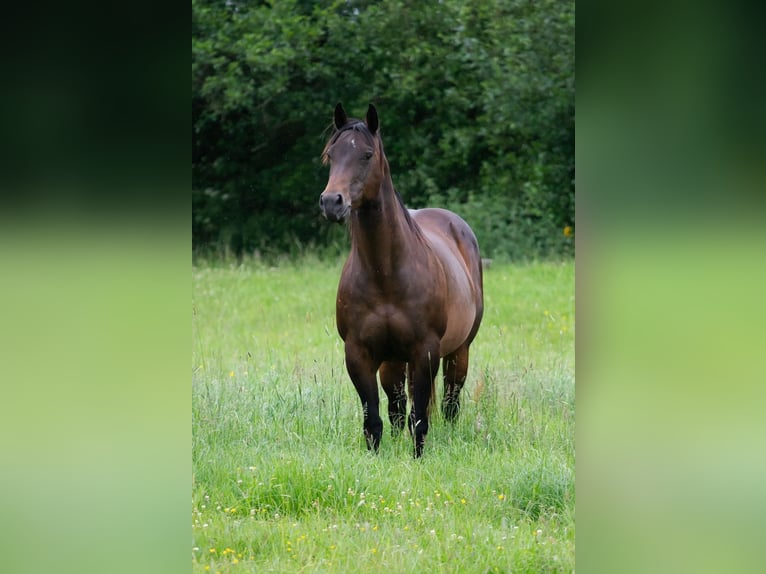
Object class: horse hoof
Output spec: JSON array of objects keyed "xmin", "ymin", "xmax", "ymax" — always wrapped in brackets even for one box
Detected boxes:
[
  {"xmin": 442, "ymin": 402, "xmax": 460, "ymax": 421},
  {"xmin": 364, "ymin": 430, "xmax": 381, "ymax": 452}
]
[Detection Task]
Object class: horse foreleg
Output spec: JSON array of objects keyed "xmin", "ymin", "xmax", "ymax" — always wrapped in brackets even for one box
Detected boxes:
[
  {"xmin": 442, "ymin": 344, "xmax": 470, "ymax": 421},
  {"xmin": 345, "ymin": 343, "xmax": 383, "ymax": 452},
  {"xmin": 380, "ymin": 361, "xmax": 407, "ymax": 435},
  {"xmin": 408, "ymin": 343, "xmax": 441, "ymax": 458}
]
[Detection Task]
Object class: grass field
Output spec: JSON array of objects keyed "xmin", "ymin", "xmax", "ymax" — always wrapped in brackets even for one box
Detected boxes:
[{"xmin": 192, "ymin": 257, "xmax": 575, "ymax": 573}]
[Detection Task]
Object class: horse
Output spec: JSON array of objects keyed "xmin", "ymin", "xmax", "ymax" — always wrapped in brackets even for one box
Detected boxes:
[{"xmin": 319, "ymin": 103, "xmax": 484, "ymax": 457}]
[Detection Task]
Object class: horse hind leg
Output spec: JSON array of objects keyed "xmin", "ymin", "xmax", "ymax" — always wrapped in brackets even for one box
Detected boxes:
[
  {"xmin": 442, "ymin": 344, "xmax": 470, "ymax": 421},
  {"xmin": 380, "ymin": 361, "xmax": 407, "ymax": 435}
]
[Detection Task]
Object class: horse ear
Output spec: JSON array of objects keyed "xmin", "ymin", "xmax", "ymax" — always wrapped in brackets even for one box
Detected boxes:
[
  {"xmin": 366, "ymin": 104, "xmax": 379, "ymax": 134},
  {"xmin": 334, "ymin": 102, "xmax": 347, "ymax": 129}
]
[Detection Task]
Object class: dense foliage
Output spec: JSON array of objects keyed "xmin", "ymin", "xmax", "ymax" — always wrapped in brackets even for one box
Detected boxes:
[{"xmin": 192, "ymin": 0, "xmax": 574, "ymax": 259}]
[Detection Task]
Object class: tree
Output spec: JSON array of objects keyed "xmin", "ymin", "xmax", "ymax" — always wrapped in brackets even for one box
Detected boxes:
[{"xmin": 192, "ymin": 0, "xmax": 574, "ymax": 259}]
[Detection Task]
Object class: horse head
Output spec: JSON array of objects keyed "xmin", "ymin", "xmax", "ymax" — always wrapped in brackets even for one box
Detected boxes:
[{"xmin": 319, "ymin": 103, "xmax": 382, "ymax": 223}]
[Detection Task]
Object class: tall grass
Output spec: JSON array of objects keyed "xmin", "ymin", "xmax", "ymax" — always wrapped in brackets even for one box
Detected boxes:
[{"xmin": 193, "ymin": 258, "xmax": 574, "ymax": 572}]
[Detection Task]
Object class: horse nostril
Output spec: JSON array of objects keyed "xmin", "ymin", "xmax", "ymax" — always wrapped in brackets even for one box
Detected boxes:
[{"xmin": 320, "ymin": 193, "xmax": 344, "ymax": 212}]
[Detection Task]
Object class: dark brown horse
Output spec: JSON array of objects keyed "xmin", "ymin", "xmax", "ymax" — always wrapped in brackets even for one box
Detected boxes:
[{"xmin": 319, "ymin": 103, "xmax": 484, "ymax": 457}]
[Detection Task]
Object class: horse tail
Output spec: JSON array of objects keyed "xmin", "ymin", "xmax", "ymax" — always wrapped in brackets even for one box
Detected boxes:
[
  {"xmin": 427, "ymin": 353, "xmax": 438, "ymax": 417},
  {"xmin": 428, "ymin": 371, "xmax": 437, "ymax": 417}
]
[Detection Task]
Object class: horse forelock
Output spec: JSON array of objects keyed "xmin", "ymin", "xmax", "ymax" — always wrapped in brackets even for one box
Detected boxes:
[{"xmin": 321, "ymin": 121, "xmax": 377, "ymax": 165}]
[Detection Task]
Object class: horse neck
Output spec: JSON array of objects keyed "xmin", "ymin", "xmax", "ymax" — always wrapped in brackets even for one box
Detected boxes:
[{"xmin": 350, "ymin": 160, "xmax": 417, "ymax": 278}]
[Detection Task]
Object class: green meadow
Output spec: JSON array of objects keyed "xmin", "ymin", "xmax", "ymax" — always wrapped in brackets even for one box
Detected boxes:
[{"xmin": 192, "ymin": 258, "xmax": 575, "ymax": 573}]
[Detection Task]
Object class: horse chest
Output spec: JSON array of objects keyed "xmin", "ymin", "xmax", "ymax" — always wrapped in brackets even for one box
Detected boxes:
[{"xmin": 351, "ymin": 302, "xmax": 420, "ymax": 359}]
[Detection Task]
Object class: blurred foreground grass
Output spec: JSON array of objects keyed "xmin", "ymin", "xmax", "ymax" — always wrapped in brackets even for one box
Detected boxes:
[
  {"xmin": 0, "ymin": 224, "xmax": 189, "ymax": 574},
  {"xmin": 578, "ymin": 226, "xmax": 766, "ymax": 572}
]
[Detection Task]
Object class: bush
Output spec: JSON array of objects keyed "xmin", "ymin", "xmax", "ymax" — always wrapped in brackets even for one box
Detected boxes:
[{"xmin": 192, "ymin": 0, "xmax": 574, "ymax": 260}]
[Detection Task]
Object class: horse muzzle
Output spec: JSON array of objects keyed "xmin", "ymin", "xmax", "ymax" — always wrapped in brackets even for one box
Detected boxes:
[{"xmin": 319, "ymin": 192, "xmax": 350, "ymax": 223}]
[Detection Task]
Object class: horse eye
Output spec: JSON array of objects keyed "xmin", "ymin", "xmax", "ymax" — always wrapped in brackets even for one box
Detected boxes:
[{"xmin": 363, "ymin": 150, "xmax": 373, "ymax": 160}]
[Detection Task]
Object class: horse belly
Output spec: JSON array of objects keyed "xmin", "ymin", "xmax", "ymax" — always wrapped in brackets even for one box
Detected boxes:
[
  {"xmin": 439, "ymin": 278, "xmax": 476, "ymax": 356},
  {"xmin": 416, "ymin": 223, "xmax": 478, "ymax": 356}
]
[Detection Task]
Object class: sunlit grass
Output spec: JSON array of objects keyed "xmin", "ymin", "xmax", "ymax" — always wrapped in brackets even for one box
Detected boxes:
[{"xmin": 193, "ymin": 257, "xmax": 574, "ymax": 573}]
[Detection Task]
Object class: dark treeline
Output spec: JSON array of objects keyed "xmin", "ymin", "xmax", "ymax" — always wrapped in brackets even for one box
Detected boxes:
[{"xmin": 193, "ymin": 0, "xmax": 574, "ymax": 260}]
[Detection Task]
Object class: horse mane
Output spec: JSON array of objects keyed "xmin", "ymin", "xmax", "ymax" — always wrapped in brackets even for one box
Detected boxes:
[{"xmin": 321, "ymin": 120, "xmax": 420, "ymax": 235}]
